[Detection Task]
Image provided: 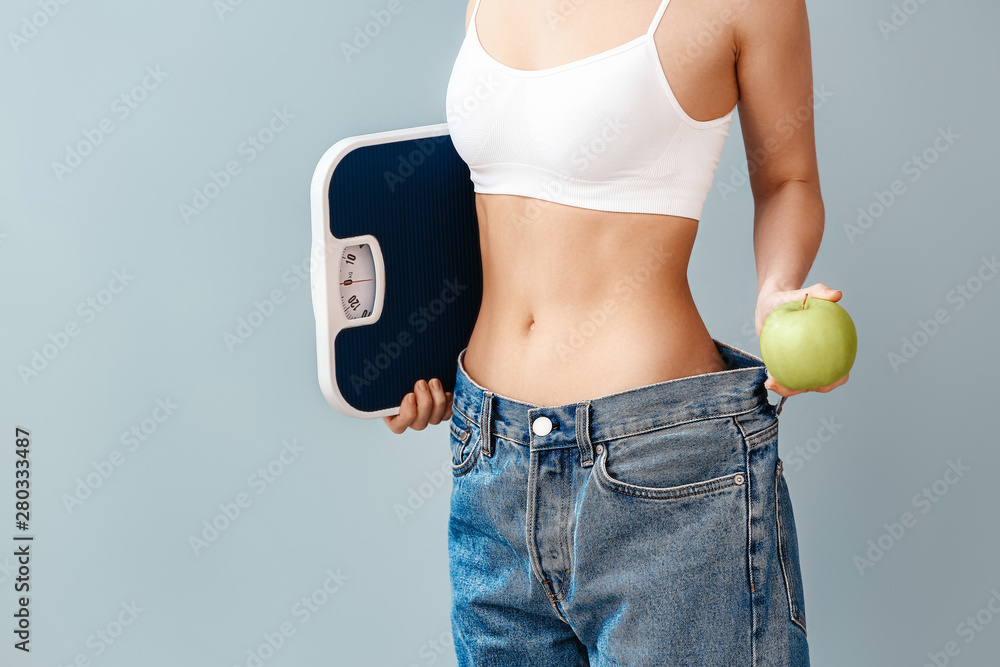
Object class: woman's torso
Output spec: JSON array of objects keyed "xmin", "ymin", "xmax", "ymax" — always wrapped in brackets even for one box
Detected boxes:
[{"xmin": 458, "ymin": 0, "xmax": 742, "ymax": 407}]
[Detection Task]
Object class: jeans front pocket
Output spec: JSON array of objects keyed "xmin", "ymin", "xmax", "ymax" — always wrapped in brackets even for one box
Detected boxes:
[
  {"xmin": 449, "ymin": 410, "xmax": 481, "ymax": 477},
  {"xmin": 592, "ymin": 416, "xmax": 748, "ymax": 501},
  {"xmin": 775, "ymin": 459, "xmax": 808, "ymax": 634}
]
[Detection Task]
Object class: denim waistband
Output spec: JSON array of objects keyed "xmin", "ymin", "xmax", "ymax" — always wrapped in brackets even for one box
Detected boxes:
[{"xmin": 453, "ymin": 338, "xmax": 772, "ymax": 452}]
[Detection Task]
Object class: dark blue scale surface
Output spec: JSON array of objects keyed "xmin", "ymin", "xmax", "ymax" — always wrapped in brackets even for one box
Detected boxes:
[{"xmin": 329, "ymin": 133, "xmax": 482, "ymax": 414}]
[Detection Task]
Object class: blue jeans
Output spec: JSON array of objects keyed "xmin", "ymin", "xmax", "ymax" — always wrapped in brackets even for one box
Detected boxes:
[{"xmin": 447, "ymin": 339, "xmax": 809, "ymax": 666}]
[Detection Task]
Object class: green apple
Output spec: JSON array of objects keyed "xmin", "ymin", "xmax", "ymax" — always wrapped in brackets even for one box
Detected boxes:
[{"xmin": 760, "ymin": 294, "xmax": 857, "ymax": 391}]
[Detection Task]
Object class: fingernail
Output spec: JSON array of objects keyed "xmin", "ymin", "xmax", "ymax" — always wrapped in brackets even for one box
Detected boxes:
[
  {"xmin": 418, "ymin": 380, "xmax": 427, "ymax": 391},
  {"xmin": 430, "ymin": 378, "xmax": 440, "ymax": 390}
]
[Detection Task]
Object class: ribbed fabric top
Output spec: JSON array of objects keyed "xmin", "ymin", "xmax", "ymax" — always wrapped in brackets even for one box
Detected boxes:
[{"xmin": 444, "ymin": 0, "xmax": 736, "ymax": 220}]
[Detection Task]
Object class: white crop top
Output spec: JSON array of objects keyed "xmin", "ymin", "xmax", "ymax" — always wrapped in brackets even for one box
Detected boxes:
[{"xmin": 444, "ymin": 0, "xmax": 736, "ymax": 220}]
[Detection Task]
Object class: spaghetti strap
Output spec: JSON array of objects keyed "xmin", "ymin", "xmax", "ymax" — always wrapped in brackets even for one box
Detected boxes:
[
  {"xmin": 444, "ymin": 0, "xmax": 736, "ymax": 220},
  {"xmin": 647, "ymin": 0, "xmax": 674, "ymax": 36},
  {"xmin": 470, "ymin": 0, "xmax": 484, "ymax": 28}
]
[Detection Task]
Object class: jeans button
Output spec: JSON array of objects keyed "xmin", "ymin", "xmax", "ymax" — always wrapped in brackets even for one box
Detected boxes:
[{"xmin": 532, "ymin": 416, "xmax": 553, "ymax": 436}]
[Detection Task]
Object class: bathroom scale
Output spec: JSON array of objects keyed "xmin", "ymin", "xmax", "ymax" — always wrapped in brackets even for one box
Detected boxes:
[{"xmin": 310, "ymin": 122, "xmax": 483, "ymax": 419}]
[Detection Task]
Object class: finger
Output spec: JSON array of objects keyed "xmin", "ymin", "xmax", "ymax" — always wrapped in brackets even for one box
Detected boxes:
[
  {"xmin": 427, "ymin": 378, "xmax": 448, "ymax": 424},
  {"xmin": 803, "ymin": 283, "xmax": 843, "ymax": 302},
  {"xmin": 392, "ymin": 392, "xmax": 417, "ymax": 433},
  {"xmin": 383, "ymin": 393, "xmax": 416, "ymax": 434},
  {"xmin": 410, "ymin": 379, "xmax": 434, "ymax": 430},
  {"xmin": 764, "ymin": 376, "xmax": 788, "ymax": 395},
  {"xmin": 443, "ymin": 392, "xmax": 454, "ymax": 421},
  {"xmin": 765, "ymin": 373, "xmax": 807, "ymax": 397}
]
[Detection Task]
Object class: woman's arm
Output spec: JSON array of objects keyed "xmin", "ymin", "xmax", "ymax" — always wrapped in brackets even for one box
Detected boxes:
[
  {"xmin": 737, "ymin": 0, "xmax": 821, "ymax": 301},
  {"xmin": 734, "ymin": 0, "xmax": 848, "ymax": 396}
]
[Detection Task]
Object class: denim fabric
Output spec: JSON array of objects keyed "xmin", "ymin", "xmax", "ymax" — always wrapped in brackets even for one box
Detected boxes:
[{"xmin": 447, "ymin": 339, "xmax": 809, "ymax": 666}]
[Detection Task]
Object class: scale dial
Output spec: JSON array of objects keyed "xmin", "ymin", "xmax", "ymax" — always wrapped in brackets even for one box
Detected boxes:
[{"xmin": 339, "ymin": 243, "xmax": 377, "ymax": 320}]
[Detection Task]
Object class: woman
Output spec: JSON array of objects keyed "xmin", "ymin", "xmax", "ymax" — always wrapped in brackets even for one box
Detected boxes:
[{"xmin": 385, "ymin": 0, "xmax": 847, "ymax": 663}]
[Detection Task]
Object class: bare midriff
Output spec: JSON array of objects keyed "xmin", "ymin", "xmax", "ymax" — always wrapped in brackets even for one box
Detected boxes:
[
  {"xmin": 462, "ymin": 194, "xmax": 728, "ymax": 407},
  {"xmin": 461, "ymin": 0, "xmax": 741, "ymax": 406}
]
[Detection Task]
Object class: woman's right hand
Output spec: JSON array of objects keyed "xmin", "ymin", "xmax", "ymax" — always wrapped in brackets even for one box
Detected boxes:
[{"xmin": 382, "ymin": 378, "xmax": 454, "ymax": 434}]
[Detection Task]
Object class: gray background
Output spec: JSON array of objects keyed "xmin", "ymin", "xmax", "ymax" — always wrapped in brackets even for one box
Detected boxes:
[{"xmin": 1, "ymin": 0, "xmax": 998, "ymax": 665}]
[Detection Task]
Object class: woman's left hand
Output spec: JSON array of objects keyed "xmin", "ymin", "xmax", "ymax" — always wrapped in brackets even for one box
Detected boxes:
[{"xmin": 755, "ymin": 282, "xmax": 850, "ymax": 397}]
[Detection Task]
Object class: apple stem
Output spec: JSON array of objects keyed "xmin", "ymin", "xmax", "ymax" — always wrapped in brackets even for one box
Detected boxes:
[{"xmin": 801, "ymin": 293, "xmax": 808, "ymax": 310}]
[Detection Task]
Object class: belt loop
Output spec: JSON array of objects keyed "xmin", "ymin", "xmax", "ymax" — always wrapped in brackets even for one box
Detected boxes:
[
  {"xmin": 776, "ymin": 395, "xmax": 788, "ymax": 416},
  {"xmin": 575, "ymin": 402, "xmax": 594, "ymax": 468},
  {"xmin": 481, "ymin": 391, "xmax": 494, "ymax": 457}
]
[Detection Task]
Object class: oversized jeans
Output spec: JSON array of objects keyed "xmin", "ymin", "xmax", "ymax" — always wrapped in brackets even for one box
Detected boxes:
[{"xmin": 447, "ymin": 339, "xmax": 809, "ymax": 666}]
